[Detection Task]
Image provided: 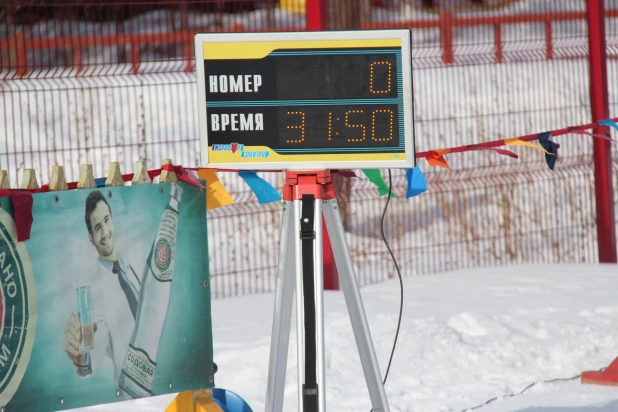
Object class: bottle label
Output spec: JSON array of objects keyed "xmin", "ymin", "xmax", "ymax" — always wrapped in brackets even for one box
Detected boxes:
[
  {"xmin": 152, "ymin": 209, "xmax": 179, "ymax": 282},
  {"xmin": 122, "ymin": 345, "xmax": 157, "ymax": 393}
]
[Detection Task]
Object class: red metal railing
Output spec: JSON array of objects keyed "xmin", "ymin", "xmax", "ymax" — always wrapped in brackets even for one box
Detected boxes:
[
  {"xmin": 2, "ymin": 1, "xmax": 617, "ymax": 298},
  {"xmin": 364, "ymin": 9, "xmax": 618, "ymax": 64},
  {"xmin": 2, "ymin": 8, "xmax": 616, "ymax": 78}
]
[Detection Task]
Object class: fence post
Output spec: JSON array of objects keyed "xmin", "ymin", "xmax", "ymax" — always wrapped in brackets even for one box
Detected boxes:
[
  {"xmin": 494, "ymin": 23, "xmax": 503, "ymax": 63},
  {"xmin": 440, "ymin": 12, "xmax": 454, "ymax": 65},
  {"xmin": 587, "ymin": 0, "xmax": 617, "ymax": 263},
  {"xmin": 14, "ymin": 30, "xmax": 28, "ymax": 77},
  {"xmin": 306, "ymin": 0, "xmax": 327, "ymax": 30},
  {"xmin": 545, "ymin": 21, "xmax": 553, "ymax": 59}
]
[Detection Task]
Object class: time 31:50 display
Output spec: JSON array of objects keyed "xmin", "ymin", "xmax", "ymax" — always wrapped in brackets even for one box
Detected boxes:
[{"xmin": 279, "ymin": 105, "xmax": 400, "ymax": 149}]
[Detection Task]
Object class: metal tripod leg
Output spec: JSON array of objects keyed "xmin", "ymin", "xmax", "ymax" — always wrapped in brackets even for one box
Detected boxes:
[
  {"xmin": 323, "ymin": 198, "xmax": 391, "ymax": 412},
  {"xmin": 266, "ymin": 201, "xmax": 297, "ymax": 412}
]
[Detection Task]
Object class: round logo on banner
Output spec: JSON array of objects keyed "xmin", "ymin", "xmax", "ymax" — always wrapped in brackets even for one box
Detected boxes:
[
  {"xmin": 154, "ymin": 238, "xmax": 171, "ymax": 271},
  {"xmin": 0, "ymin": 209, "xmax": 37, "ymax": 407}
]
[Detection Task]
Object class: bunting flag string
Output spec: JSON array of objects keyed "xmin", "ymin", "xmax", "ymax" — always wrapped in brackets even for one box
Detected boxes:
[
  {"xmin": 2, "ymin": 117, "xmax": 617, "ymax": 215},
  {"xmin": 416, "ymin": 117, "xmax": 618, "ymax": 160}
]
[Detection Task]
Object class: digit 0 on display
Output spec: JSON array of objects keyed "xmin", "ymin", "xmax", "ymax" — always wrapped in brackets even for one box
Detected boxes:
[{"xmin": 194, "ymin": 29, "xmax": 415, "ymax": 170}]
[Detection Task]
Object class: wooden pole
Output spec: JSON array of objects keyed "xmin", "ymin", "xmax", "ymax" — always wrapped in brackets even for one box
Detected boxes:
[
  {"xmin": 160, "ymin": 159, "xmax": 179, "ymax": 183},
  {"xmin": 105, "ymin": 162, "xmax": 125, "ymax": 187},
  {"xmin": 20, "ymin": 169, "xmax": 39, "ymax": 189},
  {"xmin": 0, "ymin": 170, "xmax": 9, "ymax": 189},
  {"xmin": 132, "ymin": 160, "xmax": 152, "ymax": 185},
  {"xmin": 77, "ymin": 164, "xmax": 96, "ymax": 189},
  {"xmin": 50, "ymin": 165, "xmax": 69, "ymax": 191}
]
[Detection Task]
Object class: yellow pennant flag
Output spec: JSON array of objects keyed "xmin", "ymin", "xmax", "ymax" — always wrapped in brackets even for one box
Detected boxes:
[
  {"xmin": 197, "ymin": 168, "xmax": 234, "ymax": 210},
  {"xmin": 504, "ymin": 137, "xmax": 554, "ymax": 156}
]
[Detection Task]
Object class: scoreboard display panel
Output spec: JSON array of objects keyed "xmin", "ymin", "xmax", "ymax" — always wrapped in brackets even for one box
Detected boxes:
[{"xmin": 194, "ymin": 30, "xmax": 415, "ymax": 170}]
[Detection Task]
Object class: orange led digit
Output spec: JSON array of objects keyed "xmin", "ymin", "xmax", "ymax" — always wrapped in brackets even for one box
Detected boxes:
[
  {"xmin": 345, "ymin": 110, "xmax": 366, "ymax": 142},
  {"xmin": 286, "ymin": 111, "xmax": 305, "ymax": 143},
  {"xmin": 369, "ymin": 61, "xmax": 392, "ymax": 95},
  {"xmin": 372, "ymin": 109, "xmax": 394, "ymax": 142}
]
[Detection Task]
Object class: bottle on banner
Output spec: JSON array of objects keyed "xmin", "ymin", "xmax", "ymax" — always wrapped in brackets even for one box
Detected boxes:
[{"xmin": 119, "ymin": 182, "xmax": 183, "ymax": 398}]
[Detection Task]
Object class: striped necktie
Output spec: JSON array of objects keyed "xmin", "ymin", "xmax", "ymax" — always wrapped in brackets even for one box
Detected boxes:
[{"xmin": 112, "ymin": 261, "xmax": 138, "ymax": 319}]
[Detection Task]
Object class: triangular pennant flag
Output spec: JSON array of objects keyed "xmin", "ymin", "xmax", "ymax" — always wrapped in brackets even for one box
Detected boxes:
[
  {"xmin": 362, "ymin": 169, "xmax": 396, "ymax": 197},
  {"xmin": 174, "ymin": 166, "xmax": 204, "ymax": 189},
  {"xmin": 463, "ymin": 146, "xmax": 519, "ymax": 159},
  {"xmin": 537, "ymin": 131, "xmax": 560, "ymax": 170},
  {"xmin": 238, "ymin": 171, "xmax": 281, "ymax": 204},
  {"xmin": 599, "ymin": 119, "xmax": 618, "ymax": 133},
  {"xmin": 197, "ymin": 168, "xmax": 234, "ymax": 210},
  {"xmin": 405, "ymin": 166, "xmax": 427, "ymax": 198},
  {"xmin": 426, "ymin": 150, "xmax": 451, "ymax": 169},
  {"xmin": 332, "ymin": 170, "xmax": 360, "ymax": 179},
  {"xmin": 571, "ymin": 129, "xmax": 618, "ymax": 142},
  {"xmin": 10, "ymin": 191, "xmax": 34, "ymax": 242},
  {"xmin": 505, "ymin": 137, "xmax": 554, "ymax": 156}
]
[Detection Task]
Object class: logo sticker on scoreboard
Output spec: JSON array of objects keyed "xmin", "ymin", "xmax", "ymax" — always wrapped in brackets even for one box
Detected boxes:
[{"xmin": 194, "ymin": 30, "xmax": 415, "ymax": 170}]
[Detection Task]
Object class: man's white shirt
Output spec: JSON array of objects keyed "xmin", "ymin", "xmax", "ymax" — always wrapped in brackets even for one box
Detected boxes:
[{"xmin": 73, "ymin": 256, "xmax": 142, "ymax": 399}]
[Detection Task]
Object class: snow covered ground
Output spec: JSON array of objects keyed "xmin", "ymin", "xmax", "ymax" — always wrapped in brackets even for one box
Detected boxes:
[{"xmin": 68, "ymin": 263, "xmax": 618, "ymax": 411}]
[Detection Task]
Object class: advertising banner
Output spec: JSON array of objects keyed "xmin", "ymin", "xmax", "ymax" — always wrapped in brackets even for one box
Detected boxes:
[{"xmin": 0, "ymin": 182, "xmax": 213, "ymax": 411}]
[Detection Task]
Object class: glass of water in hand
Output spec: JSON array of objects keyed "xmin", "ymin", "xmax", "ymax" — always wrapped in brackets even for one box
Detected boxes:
[{"xmin": 76, "ymin": 285, "xmax": 95, "ymax": 353}]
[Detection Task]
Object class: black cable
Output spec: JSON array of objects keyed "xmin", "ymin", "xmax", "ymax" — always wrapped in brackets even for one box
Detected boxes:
[
  {"xmin": 460, "ymin": 367, "xmax": 607, "ymax": 411},
  {"xmin": 371, "ymin": 168, "xmax": 404, "ymax": 412},
  {"xmin": 368, "ymin": 170, "xmax": 603, "ymax": 412}
]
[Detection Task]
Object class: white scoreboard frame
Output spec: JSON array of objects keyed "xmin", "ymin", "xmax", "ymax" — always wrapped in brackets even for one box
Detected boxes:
[{"xmin": 195, "ymin": 29, "xmax": 415, "ymax": 171}]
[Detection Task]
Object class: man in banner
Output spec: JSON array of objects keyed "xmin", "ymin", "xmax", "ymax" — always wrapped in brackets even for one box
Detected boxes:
[{"xmin": 63, "ymin": 190, "xmax": 142, "ymax": 400}]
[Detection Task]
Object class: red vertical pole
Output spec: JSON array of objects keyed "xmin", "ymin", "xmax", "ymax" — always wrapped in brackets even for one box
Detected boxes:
[
  {"xmin": 306, "ymin": 0, "xmax": 327, "ymax": 31},
  {"xmin": 587, "ymin": 0, "xmax": 617, "ymax": 263}
]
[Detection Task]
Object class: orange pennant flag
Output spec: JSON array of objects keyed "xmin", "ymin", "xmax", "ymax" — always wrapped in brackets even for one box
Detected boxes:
[
  {"xmin": 426, "ymin": 149, "xmax": 451, "ymax": 170},
  {"xmin": 197, "ymin": 168, "xmax": 234, "ymax": 210}
]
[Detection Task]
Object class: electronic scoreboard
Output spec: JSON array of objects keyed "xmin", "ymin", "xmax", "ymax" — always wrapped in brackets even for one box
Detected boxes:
[{"xmin": 194, "ymin": 29, "xmax": 415, "ymax": 170}]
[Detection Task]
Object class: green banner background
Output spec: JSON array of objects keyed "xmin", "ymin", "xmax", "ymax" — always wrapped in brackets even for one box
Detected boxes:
[{"xmin": 0, "ymin": 182, "xmax": 213, "ymax": 411}]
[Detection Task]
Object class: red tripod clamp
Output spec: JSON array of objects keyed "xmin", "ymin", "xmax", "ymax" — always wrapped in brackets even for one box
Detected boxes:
[{"xmin": 283, "ymin": 170, "xmax": 337, "ymax": 201}]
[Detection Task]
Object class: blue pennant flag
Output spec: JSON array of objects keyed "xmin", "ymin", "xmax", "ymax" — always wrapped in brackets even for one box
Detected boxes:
[
  {"xmin": 538, "ymin": 131, "xmax": 560, "ymax": 170},
  {"xmin": 599, "ymin": 119, "xmax": 618, "ymax": 133},
  {"xmin": 405, "ymin": 166, "xmax": 428, "ymax": 198},
  {"xmin": 238, "ymin": 171, "xmax": 281, "ymax": 204}
]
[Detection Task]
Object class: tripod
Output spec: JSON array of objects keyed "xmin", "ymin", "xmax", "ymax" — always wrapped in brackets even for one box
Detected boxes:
[{"xmin": 265, "ymin": 170, "xmax": 391, "ymax": 412}]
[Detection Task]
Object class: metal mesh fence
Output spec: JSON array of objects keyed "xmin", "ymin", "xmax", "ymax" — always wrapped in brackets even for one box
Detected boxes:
[{"xmin": 1, "ymin": 0, "xmax": 617, "ymax": 298}]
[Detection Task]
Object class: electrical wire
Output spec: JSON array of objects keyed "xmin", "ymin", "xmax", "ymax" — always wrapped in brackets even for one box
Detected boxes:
[
  {"xmin": 371, "ymin": 168, "xmax": 404, "ymax": 412},
  {"xmin": 460, "ymin": 367, "xmax": 607, "ymax": 410}
]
